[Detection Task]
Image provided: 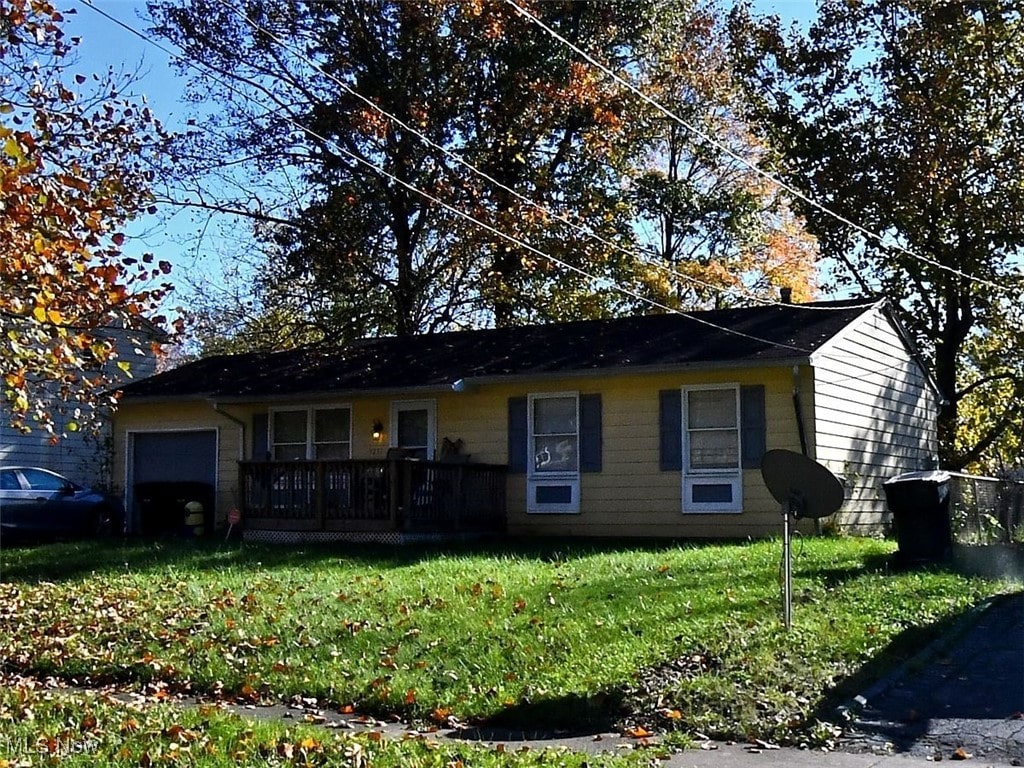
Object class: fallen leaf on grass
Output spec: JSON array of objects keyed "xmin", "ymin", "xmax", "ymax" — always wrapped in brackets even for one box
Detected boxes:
[
  {"xmin": 623, "ymin": 726, "xmax": 652, "ymax": 738},
  {"xmin": 952, "ymin": 747, "xmax": 973, "ymax": 760}
]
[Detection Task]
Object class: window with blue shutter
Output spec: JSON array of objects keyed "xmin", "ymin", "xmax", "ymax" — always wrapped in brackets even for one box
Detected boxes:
[
  {"xmin": 521, "ymin": 392, "xmax": 593, "ymax": 514},
  {"xmin": 660, "ymin": 383, "xmax": 767, "ymax": 514},
  {"xmin": 579, "ymin": 393, "xmax": 602, "ymax": 473},
  {"xmin": 740, "ymin": 385, "xmax": 766, "ymax": 469},
  {"xmin": 659, "ymin": 389, "xmax": 682, "ymax": 471},
  {"xmin": 507, "ymin": 397, "xmax": 527, "ymax": 474}
]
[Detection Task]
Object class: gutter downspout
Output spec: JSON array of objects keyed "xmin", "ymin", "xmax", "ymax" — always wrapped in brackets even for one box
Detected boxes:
[
  {"xmin": 210, "ymin": 401, "xmax": 246, "ymax": 452},
  {"xmin": 792, "ymin": 364, "xmax": 823, "ymax": 534},
  {"xmin": 211, "ymin": 401, "xmax": 247, "ymax": 526},
  {"xmin": 792, "ymin": 365, "xmax": 808, "ymax": 457}
]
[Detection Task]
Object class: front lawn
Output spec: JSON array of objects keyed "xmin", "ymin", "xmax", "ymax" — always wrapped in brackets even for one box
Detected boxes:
[
  {"xmin": 0, "ymin": 682, "xmax": 653, "ymax": 767},
  {"xmin": 0, "ymin": 537, "xmax": 1000, "ymax": 747}
]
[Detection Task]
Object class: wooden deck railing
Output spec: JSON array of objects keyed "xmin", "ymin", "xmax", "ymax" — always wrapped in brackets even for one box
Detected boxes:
[{"xmin": 239, "ymin": 459, "xmax": 507, "ymax": 534}]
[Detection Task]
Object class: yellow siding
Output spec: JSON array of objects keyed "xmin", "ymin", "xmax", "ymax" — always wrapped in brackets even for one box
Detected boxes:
[
  {"xmin": 460, "ymin": 368, "xmax": 799, "ymax": 538},
  {"xmin": 113, "ymin": 365, "xmax": 804, "ymax": 539},
  {"xmin": 114, "ymin": 401, "xmax": 243, "ymax": 528}
]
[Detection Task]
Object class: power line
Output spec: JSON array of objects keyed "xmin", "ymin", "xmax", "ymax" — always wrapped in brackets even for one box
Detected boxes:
[
  {"xmin": 211, "ymin": 0, "xmax": 868, "ymax": 314},
  {"xmin": 503, "ymin": 0, "xmax": 1012, "ymax": 296},
  {"xmin": 77, "ymin": 0, "xmax": 819, "ymax": 352}
]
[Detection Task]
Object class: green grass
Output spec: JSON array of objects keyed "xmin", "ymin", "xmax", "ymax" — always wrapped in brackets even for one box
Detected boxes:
[
  {"xmin": 0, "ymin": 537, "xmax": 1004, "ymax": 748},
  {"xmin": 0, "ymin": 683, "xmax": 656, "ymax": 767}
]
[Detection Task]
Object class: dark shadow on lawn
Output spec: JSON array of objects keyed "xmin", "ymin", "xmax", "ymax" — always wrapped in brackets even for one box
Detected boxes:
[
  {"xmin": 455, "ymin": 691, "xmax": 626, "ymax": 740},
  {"xmin": 0, "ymin": 536, "xmax": 771, "ymax": 584},
  {"xmin": 796, "ymin": 551, "xmax": 897, "ymax": 587}
]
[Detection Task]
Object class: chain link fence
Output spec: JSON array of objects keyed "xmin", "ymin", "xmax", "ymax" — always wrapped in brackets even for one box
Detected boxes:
[{"xmin": 948, "ymin": 472, "xmax": 1024, "ymax": 545}]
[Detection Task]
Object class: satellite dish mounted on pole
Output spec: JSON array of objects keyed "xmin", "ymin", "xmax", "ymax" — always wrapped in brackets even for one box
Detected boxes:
[{"xmin": 760, "ymin": 449, "xmax": 845, "ymax": 629}]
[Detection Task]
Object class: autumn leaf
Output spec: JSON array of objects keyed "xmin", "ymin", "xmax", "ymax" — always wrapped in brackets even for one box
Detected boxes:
[
  {"xmin": 0, "ymin": 0, "xmax": 172, "ymax": 435},
  {"xmin": 238, "ymin": 683, "xmax": 259, "ymax": 703},
  {"xmin": 623, "ymin": 725, "xmax": 652, "ymax": 738}
]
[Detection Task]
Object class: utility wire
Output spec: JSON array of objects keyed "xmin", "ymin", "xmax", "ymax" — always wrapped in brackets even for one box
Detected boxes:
[
  {"xmin": 504, "ymin": 0, "xmax": 1011, "ymax": 295},
  {"xmin": 212, "ymin": 0, "xmax": 870, "ymax": 313},
  {"xmin": 78, "ymin": 0, "xmax": 822, "ymax": 353}
]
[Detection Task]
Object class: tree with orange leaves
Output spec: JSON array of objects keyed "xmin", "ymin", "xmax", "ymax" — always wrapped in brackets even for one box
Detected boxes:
[
  {"xmin": 1, "ymin": 0, "xmax": 172, "ymax": 438},
  {"xmin": 625, "ymin": 4, "xmax": 817, "ymax": 311}
]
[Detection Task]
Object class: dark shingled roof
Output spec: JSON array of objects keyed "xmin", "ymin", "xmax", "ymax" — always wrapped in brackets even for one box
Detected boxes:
[{"xmin": 119, "ymin": 300, "xmax": 878, "ymax": 400}]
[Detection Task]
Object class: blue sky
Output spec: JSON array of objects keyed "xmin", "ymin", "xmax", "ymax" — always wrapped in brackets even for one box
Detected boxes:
[{"xmin": 65, "ymin": 1, "xmax": 819, "ymax": 310}]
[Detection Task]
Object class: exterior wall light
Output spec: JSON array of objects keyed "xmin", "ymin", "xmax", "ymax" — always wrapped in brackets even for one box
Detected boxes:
[{"xmin": 371, "ymin": 419, "xmax": 385, "ymax": 442}]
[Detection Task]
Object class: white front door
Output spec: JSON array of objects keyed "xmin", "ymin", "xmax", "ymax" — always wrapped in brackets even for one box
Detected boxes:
[{"xmin": 390, "ymin": 400, "xmax": 436, "ymax": 460}]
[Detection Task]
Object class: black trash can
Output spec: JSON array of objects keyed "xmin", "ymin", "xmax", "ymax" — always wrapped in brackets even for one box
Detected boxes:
[{"xmin": 882, "ymin": 470, "xmax": 952, "ymax": 563}]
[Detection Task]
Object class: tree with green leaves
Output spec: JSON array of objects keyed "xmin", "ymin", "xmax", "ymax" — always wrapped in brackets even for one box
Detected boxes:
[
  {"xmin": 149, "ymin": 0, "xmax": 662, "ymax": 337},
  {"xmin": 730, "ymin": 0, "xmax": 1024, "ymax": 470},
  {"xmin": 0, "ymin": 0, "xmax": 171, "ymax": 437},
  {"xmin": 150, "ymin": 0, "xmax": 819, "ymax": 352}
]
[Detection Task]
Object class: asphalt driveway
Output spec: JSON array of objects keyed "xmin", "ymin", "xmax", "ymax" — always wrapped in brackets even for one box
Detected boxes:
[{"xmin": 840, "ymin": 591, "xmax": 1024, "ymax": 764}]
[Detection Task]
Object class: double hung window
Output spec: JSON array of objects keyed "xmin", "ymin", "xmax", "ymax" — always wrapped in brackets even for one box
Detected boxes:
[
  {"xmin": 271, "ymin": 407, "xmax": 352, "ymax": 460},
  {"xmin": 528, "ymin": 393, "xmax": 580, "ymax": 513},
  {"xmin": 682, "ymin": 385, "xmax": 742, "ymax": 512}
]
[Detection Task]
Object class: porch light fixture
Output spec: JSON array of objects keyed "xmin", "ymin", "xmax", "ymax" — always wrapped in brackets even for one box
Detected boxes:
[{"xmin": 371, "ymin": 419, "xmax": 384, "ymax": 442}]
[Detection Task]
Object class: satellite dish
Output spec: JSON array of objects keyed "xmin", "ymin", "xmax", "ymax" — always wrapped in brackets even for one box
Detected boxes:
[
  {"xmin": 761, "ymin": 449, "xmax": 844, "ymax": 519},
  {"xmin": 760, "ymin": 449, "xmax": 845, "ymax": 629}
]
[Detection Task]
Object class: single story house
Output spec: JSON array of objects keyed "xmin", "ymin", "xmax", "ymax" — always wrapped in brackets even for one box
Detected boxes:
[{"xmin": 111, "ymin": 298, "xmax": 940, "ymax": 541}]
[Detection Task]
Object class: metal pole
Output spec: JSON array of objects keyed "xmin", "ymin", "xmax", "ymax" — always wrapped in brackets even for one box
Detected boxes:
[{"xmin": 783, "ymin": 506, "xmax": 793, "ymax": 629}]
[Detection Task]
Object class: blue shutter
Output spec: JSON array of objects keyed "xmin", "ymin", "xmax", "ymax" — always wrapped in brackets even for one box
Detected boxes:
[
  {"xmin": 579, "ymin": 393, "xmax": 602, "ymax": 473},
  {"xmin": 741, "ymin": 385, "xmax": 766, "ymax": 469},
  {"xmin": 252, "ymin": 412, "xmax": 269, "ymax": 460},
  {"xmin": 659, "ymin": 389, "xmax": 682, "ymax": 471},
  {"xmin": 507, "ymin": 397, "xmax": 527, "ymax": 474}
]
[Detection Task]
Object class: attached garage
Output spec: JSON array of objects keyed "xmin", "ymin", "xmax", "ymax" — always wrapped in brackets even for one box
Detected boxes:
[{"xmin": 128, "ymin": 430, "xmax": 218, "ymax": 535}]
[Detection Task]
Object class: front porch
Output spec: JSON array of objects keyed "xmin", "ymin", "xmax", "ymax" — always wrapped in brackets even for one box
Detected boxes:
[{"xmin": 239, "ymin": 458, "xmax": 507, "ymax": 537}]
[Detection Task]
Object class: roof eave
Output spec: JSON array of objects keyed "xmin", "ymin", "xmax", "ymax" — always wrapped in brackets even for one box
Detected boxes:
[{"xmin": 119, "ymin": 355, "xmax": 812, "ymax": 405}]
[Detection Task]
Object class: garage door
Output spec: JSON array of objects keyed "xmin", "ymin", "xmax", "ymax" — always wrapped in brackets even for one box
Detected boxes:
[
  {"xmin": 132, "ymin": 431, "xmax": 217, "ymax": 486},
  {"xmin": 130, "ymin": 431, "xmax": 217, "ymax": 535}
]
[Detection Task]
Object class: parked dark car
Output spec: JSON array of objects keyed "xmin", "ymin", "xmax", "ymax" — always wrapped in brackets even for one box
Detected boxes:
[{"xmin": 0, "ymin": 467, "xmax": 123, "ymax": 540}]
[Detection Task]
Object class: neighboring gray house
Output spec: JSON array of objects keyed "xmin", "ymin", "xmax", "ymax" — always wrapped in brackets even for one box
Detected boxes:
[{"xmin": 1, "ymin": 319, "xmax": 164, "ymax": 488}]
